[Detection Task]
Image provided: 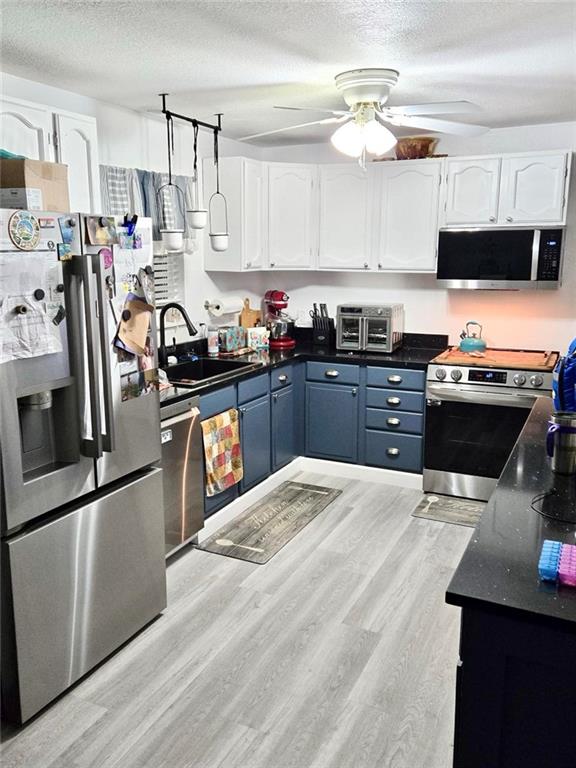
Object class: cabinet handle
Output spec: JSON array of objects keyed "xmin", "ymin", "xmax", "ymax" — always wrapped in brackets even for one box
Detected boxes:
[
  {"xmin": 240, "ymin": 407, "xmax": 246, "ymax": 416},
  {"xmin": 387, "ymin": 397, "xmax": 401, "ymax": 406},
  {"xmin": 489, "ymin": 216, "xmax": 496, "ymax": 222},
  {"xmin": 273, "ymin": 394, "xmax": 278, "ymax": 402},
  {"xmin": 278, "ymin": 374, "xmax": 288, "ymax": 383},
  {"xmin": 378, "ymin": 263, "xmax": 383, "ymax": 270},
  {"xmin": 387, "ymin": 375, "xmax": 402, "ymax": 384},
  {"xmin": 352, "ymin": 388, "xmax": 357, "ymax": 396},
  {"xmin": 270, "ymin": 262, "xmax": 275, "ymax": 268},
  {"xmin": 245, "ymin": 261, "xmax": 252, "ymax": 268},
  {"xmin": 506, "ymin": 216, "xmax": 513, "ymax": 222},
  {"xmin": 386, "ymin": 447, "xmax": 400, "ymax": 457},
  {"xmin": 364, "ymin": 262, "xmax": 369, "ymax": 269},
  {"xmin": 325, "ymin": 369, "xmax": 339, "ymax": 378},
  {"xmin": 387, "ymin": 417, "xmax": 400, "ymax": 426}
]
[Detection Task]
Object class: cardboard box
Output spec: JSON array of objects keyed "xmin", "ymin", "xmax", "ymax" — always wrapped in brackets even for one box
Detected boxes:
[{"xmin": 0, "ymin": 159, "xmax": 70, "ymax": 212}]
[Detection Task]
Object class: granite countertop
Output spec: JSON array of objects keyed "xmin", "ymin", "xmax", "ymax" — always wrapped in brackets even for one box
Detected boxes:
[
  {"xmin": 159, "ymin": 339, "xmax": 444, "ymax": 406},
  {"xmin": 446, "ymin": 396, "xmax": 576, "ymax": 627}
]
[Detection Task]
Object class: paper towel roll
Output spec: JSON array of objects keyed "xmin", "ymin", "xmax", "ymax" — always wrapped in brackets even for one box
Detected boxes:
[{"xmin": 205, "ymin": 297, "xmax": 244, "ymax": 317}]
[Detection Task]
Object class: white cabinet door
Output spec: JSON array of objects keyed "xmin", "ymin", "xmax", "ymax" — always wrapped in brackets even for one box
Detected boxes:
[
  {"xmin": 243, "ymin": 159, "xmax": 268, "ymax": 270},
  {"xmin": 318, "ymin": 164, "xmax": 370, "ymax": 269},
  {"xmin": 443, "ymin": 157, "xmax": 501, "ymax": 225},
  {"xmin": 375, "ymin": 160, "xmax": 442, "ymax": 272},
  {"xmin": 0, "ymin": 97, "xmax": 52, "ymax": 160},
  {"xmin": 55, "ymin": 113, "xmax": 100, "ymax": 213},
  {"xmin": 499, "ymin": 153, "xmax": 568, "ymax": 224},
  {"xmin": 268, "ymin": 164, "xmax": 315, "ymax": 269}
]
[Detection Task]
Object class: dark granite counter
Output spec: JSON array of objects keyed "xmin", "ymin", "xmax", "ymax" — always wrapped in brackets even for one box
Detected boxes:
[
  {"xmin": 159, "ymin": 339, "xmax": 444, "ymax": 407},
  {"xmin": 446, "ymin": 396, "xmax": 576, "ymax": 627}
]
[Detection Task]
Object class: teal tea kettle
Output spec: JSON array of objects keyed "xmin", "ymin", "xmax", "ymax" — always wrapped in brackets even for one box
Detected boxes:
[{"xmin": 459, "ymin": 321, "xmax": 487, "ymax": 353}]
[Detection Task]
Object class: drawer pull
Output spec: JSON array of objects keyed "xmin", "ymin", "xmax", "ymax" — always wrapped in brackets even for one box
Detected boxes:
[
  {"xmin": 273, "ymin": 394, "xmax": 278, "ymax": 402},
  {"xmin": 387, "ymin": 397, "xmax": 401, "ymax": 406},
  {"xmin": 388, "ymin": 375, "xmax": 403, "ymax": 384},
  {"xmin": 325, "ymin": 369, "xmax": 339, "ymax": 378},
  {"xmin": 387, "ymin": 417, "xmax": 401, "ymax": 427},
  {"xmin": 352, "ymin": 388, "xmax": 357, "ymax": 396},
  {"xmin": 386, "ymin": 448, "xmax": 400, "ymax": 457},
  {"xmin": 278, "ymin": 374, "xmax": 288, "ymax": 383}
]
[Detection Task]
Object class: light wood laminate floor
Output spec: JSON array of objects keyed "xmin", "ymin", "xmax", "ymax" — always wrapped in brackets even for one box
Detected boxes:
[{"xmin": 1, "ymin": 472, "xmax": 472, "ymax": 768}]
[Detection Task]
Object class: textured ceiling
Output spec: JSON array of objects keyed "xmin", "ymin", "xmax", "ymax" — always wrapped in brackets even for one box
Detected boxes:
[{"xmin": 2, "ymin": 0, "xmax": 576, "ymax": 145}]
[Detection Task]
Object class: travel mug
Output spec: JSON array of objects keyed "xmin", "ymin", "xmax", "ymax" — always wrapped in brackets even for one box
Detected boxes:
[{"xmin": 547, "ymin": 412, "xmax": 576, "ymax": 475}]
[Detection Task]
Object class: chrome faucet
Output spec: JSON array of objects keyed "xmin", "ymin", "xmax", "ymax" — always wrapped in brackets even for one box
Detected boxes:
[{"xmin": 159, "ymin": 303, "xmax": 198, "ymax": 367}]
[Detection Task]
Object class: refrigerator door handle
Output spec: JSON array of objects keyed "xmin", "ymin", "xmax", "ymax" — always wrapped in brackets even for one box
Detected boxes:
[
  {"xmin": 79, "ymin": 255, "xmax": 103, "ymax": 458},
  {"xmin": 92, "ymin": 251, "xmax": 116, "ymax": 453}
]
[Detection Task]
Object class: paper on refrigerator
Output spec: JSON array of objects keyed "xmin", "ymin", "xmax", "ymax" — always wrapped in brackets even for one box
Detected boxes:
[{"xmin": 0, "ymin": 252, "xmax": 64, "ymax": 364}]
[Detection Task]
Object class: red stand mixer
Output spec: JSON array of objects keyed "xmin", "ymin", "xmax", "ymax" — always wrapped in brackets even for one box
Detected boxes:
[{"xmin": 264, "ymin": 290, "xmax": 296, "ymax": 349}]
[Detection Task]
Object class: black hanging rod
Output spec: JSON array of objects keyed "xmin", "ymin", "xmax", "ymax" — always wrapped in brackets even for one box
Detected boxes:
[{"xmin": 159, "ymin": 93, "xmax": 222, "ymax": 133}]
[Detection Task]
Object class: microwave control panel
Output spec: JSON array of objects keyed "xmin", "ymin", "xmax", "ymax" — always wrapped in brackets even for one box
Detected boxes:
[{"xmin": 537, "ymin": 229, "xmax": 563, "ymax": 281}]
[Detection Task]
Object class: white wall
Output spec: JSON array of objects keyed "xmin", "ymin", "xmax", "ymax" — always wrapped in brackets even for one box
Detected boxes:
[
  {"xmin": 256, "ymin": 123, "xmax": 576, "ymax": 351},
  {"xmin": 2, "ymin": 72, "xmax": 575, "ymax": 351}
]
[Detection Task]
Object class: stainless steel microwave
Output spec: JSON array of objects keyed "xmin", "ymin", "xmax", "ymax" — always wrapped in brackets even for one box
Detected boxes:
[{"xmin": 436, "ymin": 228, "xmax": 564, "ymax": 289}]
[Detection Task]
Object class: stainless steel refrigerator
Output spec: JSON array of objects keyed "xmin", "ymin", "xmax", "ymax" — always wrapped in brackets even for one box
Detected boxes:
[{"xmin": 0, "ymin": 210, "xmax": 166, "ymax": 724}]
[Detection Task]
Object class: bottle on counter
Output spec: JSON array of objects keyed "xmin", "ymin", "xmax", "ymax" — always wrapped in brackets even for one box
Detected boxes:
[{"xmin": 207, "ymin": 326, "xmax": 219, "ymax": 357}]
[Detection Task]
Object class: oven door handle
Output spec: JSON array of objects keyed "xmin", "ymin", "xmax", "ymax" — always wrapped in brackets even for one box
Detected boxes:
[{"xmin": 426, "ymin": 384, "xmax": 539, "ymax": 409}]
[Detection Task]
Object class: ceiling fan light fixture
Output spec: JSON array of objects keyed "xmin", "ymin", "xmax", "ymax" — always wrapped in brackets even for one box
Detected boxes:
[
  {"xmin": 330, "ymin": 120, "xmax": 364, "ymax": 158},
  {"xmin": 364, "ymin": 120, "xmax": 397, "ymax": 155}
]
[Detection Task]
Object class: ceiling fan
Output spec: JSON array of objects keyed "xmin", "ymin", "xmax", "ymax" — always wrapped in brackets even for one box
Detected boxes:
[{"xmin": 239, "ymin": 68, "xmax": 489, "ymax": 158}]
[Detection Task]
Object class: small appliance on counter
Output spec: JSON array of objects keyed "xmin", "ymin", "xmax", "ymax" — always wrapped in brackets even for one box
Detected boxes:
[
  {"xmin": 336, "ymin": 304, "xmax": 404, "ymax": 353},
  {"xmin": 264, "ymin": 289, "xmax": 296, "ymax": 350},
  {"xmin": 459, "ymin": 321, "xmax": 487, "ymax": 353}
]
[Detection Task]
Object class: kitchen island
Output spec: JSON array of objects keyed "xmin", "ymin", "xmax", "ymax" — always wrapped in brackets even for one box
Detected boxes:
[{"xmin": 446, "ymin": 396, "xmax": 576, "ymax": 768}]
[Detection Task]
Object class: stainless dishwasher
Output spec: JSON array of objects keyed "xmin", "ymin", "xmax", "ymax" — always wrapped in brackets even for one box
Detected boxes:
[{"xmin": 159, "ymin": 395, "xmax": 204, "ymax": 556}]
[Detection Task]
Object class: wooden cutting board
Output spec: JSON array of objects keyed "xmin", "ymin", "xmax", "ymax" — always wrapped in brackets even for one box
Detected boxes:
[
  {"xmin": 240, "ymin": 298, "xmax": 262, "ymax": 328},
  {"xmin": 431, "ymin": 348, "xmax": 559, "ymax": 371}
]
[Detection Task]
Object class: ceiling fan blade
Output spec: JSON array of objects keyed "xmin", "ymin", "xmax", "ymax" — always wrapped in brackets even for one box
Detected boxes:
[
  {"xmin": 239, "ymin": 116, "xmax": 348, "ymax": 142},
  {"xmin": 384, "ymin": 114, "xmax": 489, "ymax": 137},
  {"xmin": 386, "ymin": 100, "xmax": 481, "ymax": 116},
  {"xmin": 274, "ymin": 105, "xmax": 350, "ymax": 116}
]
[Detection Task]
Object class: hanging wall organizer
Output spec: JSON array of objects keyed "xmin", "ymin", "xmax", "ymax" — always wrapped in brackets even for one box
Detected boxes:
[{"xmin": 158, "ymin": 94, "xmax": 226, "ymax": 249}]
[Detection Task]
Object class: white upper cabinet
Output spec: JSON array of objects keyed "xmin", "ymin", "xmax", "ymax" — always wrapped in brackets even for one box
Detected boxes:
[
  {"xmin": 54, "ymin": 113, "xmax": 100, "ymax": 213},
  {"xmin": 499, "ymin": 153, "xmax": 569, "ymax": 224},
  {"xmin": 443, "ymin": 157, "xmax": 501, "ymax": 225},
  {"xmin": 203, "ymin": 157, "xmax": 268, "ymax": 271},
  {"xmin": 375, "ymin": 159, "xmax": 442, "ymax": 272},
  {"xmin": 268, "ymin": 164, "xmax": 315, "ymax": 269},
  {"xmin": 0, "ymin": 96, "xmax": 53, "ymax": 161},
  {"xmin": 318, "ymin": 164, "xmax": 371, "ymax": 270}
]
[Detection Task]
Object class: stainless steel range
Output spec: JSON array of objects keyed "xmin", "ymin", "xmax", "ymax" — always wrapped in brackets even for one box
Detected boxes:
[{"xmin": 423, "ymin": 348, "xmax": 558, "ymax": 501}]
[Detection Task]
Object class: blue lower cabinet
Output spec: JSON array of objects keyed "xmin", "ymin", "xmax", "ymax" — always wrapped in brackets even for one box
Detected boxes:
[
  {"xmin": 306, "ymin": 382, "xmax": 359, "ymax": 462},
  {"xmin": 239, "ymin": 394, "xmax": 271, "ymax": 492},
  {"xmin": 272, "ymin": 385, "xmax": 295, "ymax": 471},
  {"xmin": 365, "ymin": 430, "xmax": 423, "ymax": 473},
  {"xmin": 205, "ymin": 484, "xmax": 238, "ymax": 518}
]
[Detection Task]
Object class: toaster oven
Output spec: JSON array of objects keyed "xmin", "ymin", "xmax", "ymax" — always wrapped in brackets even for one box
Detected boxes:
[{"xmin": 336, "ymin": 304, "xmax": 404, "ymax": 353}]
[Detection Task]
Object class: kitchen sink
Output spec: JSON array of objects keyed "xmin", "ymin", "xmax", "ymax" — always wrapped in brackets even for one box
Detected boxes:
[{"xmin": 164, "ymin": 357, "xmax": 263, "ymax": 389}]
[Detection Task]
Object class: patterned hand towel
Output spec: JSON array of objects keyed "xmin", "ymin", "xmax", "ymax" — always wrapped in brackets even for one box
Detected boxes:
[{"xmin": 201, "ymin": 409, "xmax": 243, "ymax": 496}]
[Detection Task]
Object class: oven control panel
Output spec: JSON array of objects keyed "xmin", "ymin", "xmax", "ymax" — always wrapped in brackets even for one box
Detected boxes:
[{"xmin": 427, "ymin": 364, "xmax": 553, "ymax": 392}]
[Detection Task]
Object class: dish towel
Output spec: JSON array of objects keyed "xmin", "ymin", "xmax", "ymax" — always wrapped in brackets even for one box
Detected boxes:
[{"xmin": 201, "ymin": 409, "xmax": 243, "ymax": 496}]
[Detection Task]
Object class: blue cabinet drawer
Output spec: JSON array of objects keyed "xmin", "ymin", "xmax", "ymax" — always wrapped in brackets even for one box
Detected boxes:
[
  {"xmin": 238, "ymin": 372, "xmax": 269, "ymax": 405},
  {"xmin": 366, "ymin": 388, "xmax": 424, "ymax": 413},
  {"xmin": 365, "ymin": 430, "xmax": 423, "ymax": 473},
  {"xmin": 271, "ymin": 364, "xmax": 293, "ymax": 392},
  {"xmin": 367, "ymin": 366, "xmax": 425, "ymax": 391},
  {"xmin": 199, "ymin": 385, "xmax": 237, "ymax": 420},
  {"xmin": 306, "ymin": 362, "xmax": 360, "ymax": 385},
  {"xmin": 365, "ymin": 408, "xmax": 424, "ymax": 435}
]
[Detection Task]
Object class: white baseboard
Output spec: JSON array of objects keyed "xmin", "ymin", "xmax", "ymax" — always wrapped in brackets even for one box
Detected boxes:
[{"xmin": 197, "ymin": 457, "xmax": 422, "ymax": 542}]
